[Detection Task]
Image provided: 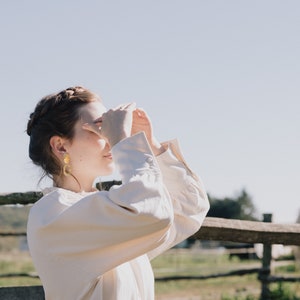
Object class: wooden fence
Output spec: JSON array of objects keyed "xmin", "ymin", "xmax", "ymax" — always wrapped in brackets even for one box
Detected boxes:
[{"xmin": 0, "ymin": 192, "xmax": 300, "ymax": 299}]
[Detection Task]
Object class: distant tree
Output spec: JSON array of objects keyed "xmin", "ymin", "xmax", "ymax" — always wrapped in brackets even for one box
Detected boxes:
[
  {"xmin": 295, "ymin": 210, "xmax": 300, "ymax": 268},
  {"xmin": 207, "ymin": 189, "xmax": 259, "ymax": 221}
]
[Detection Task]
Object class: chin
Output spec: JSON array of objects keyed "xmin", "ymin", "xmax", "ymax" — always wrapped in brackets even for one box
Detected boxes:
[{"xmin": 100, "ymin": 163, "xmax": 115, "ymax": 176}]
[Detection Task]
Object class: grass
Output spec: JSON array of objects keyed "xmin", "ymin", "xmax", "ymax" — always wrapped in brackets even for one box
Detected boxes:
[
  {"xmin": 0, "ymin": 252, "xmax": 41, "ymax": 287},
  {"xmin": 153, "ymin": 248, "xmax": 262, "ymax": 299},
  {"xmin": 152, "ymin": 248, "xmax": 300, "ymax": 299},
  {"xmin": 0, "ymin": 248, "xmax": 300, "ymax": 299}
]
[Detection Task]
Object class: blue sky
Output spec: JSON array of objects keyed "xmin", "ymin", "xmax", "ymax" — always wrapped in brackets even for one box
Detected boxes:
[{"xmin": 0, "ymin": 1, "xmax": 299, "ymax": 223}]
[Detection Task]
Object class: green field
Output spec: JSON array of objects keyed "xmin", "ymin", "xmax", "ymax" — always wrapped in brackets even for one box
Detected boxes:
[
  {"xmin": 0, "ymin": 249, "xmax": 299, "ymax": 299},
  {"xmin": 152, "ymin": 249, "xmax": 300, "ymax": 299}
]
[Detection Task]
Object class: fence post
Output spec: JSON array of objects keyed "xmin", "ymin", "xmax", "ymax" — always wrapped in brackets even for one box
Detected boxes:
[{"xmin": 259, "ymin": 213, "xmax": 273, "ymax": 300}]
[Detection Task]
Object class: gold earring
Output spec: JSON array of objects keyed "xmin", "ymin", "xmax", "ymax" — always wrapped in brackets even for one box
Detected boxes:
[{"xmin": 63, "ymin": 153, "xmax": 71, "ymax": 176}]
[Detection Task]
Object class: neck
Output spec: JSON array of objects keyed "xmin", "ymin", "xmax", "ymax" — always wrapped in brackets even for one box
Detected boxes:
[{"xmin": 54, "ymin": 175, "xmax": 95, "ymax": 193}]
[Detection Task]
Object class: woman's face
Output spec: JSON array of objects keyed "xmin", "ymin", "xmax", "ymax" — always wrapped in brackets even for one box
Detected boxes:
[{"xmin": 66, "ymin": 101, "xmax": 114, "ymax": 183}]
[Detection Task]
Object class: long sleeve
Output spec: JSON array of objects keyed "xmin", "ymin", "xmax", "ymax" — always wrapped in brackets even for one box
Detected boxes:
[
  {"xmin": 147, "ymin": 139, "xmax": 210, "ymax": 260},
  {"xmin": 27, "ymin": 132, "xmax": 173, "ymax": 294}
]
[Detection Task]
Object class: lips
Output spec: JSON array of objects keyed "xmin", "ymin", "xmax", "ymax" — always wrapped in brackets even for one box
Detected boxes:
[{"xmin": 103, "ymin": 153, "xmax": 112, "ymax": 159}]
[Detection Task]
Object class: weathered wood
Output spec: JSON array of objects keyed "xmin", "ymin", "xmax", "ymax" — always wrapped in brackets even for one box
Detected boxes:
[
  {"xmin": 155, "ymin": 267, "xmax": 262, "ymax": 281},
  {"xmin": 0, "ymin": 273, "xmax": 39, "ymax": 279},
  {"xmin": 0, "ymin": 232, "xmax": 26, "ymax": 237},
  {"xmin": 194, "ymin": 217, "xmax": 300, "ymax": 246},
  {"xmin": 0, "ymin": 181, "xmax": 121, "ymax": 205},
  {"xmin": 2, "ymin": 216, "xmax": 300, "ymax": 246},
  {"xmin": 260, "ymin": 214, "xmax": 273, "ymax": 300},
  {"xmin": 0, "ymin": 286, "xmax": 44, "ymax": 300},
  {"xmin": 0, "ymin": 192, "xmax": 42, "ymax": 205},
  {"xmin": 266, "ymin": 275, "xmax": 300, "ymax": 283}
]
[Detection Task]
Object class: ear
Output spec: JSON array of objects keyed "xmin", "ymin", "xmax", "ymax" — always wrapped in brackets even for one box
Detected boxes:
[{"xmin": 49, "ymin": 136, "xmax": 68, "ymax": 159}]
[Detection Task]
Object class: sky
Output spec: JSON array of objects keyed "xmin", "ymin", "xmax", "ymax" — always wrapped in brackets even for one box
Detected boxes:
[{"xmin": 0, "ymin": 1, "xmax": 299, "ymax": 223}]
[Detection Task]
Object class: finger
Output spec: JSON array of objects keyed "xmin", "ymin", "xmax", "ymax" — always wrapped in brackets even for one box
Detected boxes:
[
  {"xmin": 124, "ymin": 102, "xmax": 136, "ymax": 110},
  {"xmin": 134, "ymin": 108, "xmax": 150, "ymax": 119},
  {"xmin": 133, "ymin": 108, "xmax": 142, "ymax": 118},
  {"xmin": 134, "ymin": 107, "xmax": 146, "ymax": 116},
  {"xmin": 115, "ymin": 102, "xmax": 136, "ymax": 111},
  {"xmin": 114, "ymin": 103, "xmax": 126, "ymax": 110}
]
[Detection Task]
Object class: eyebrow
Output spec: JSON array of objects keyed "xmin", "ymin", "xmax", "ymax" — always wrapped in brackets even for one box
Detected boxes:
[{"xmin": 93, "ymin": 117, "xmax": 103, "ymax": 124}]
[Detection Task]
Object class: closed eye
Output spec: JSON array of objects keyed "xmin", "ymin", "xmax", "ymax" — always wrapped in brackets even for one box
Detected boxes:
[{"xmin": 93, "ymin": 117, "xmax": 102, "ymax": 125}]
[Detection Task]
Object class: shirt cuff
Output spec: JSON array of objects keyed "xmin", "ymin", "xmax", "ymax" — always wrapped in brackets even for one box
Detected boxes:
[
  {"xmin": 111, "ymin": 132, "xmax": 161, "ymax": 183},
  {"xmin": 156, "ymin": 139, "xmax": 199, "ymax": 181}
]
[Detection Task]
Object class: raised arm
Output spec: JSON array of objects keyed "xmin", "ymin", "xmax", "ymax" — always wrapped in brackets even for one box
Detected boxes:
[
  {"xmin": 130, "ymin": 107, "xmax": 209, "ymax": 259},
  {"xmin": 147, "ymin": 139, "xmax": 210, "ymax": 259}
]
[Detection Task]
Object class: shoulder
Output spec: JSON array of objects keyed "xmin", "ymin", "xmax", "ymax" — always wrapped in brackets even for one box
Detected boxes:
[{"xmin": 28, "ymin": 187, "xmax": 87, "ymax": 227}]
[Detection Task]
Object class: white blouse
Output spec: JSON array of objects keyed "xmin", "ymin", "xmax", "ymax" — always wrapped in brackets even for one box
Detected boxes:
[{"xmin": 27, "ymin": 132, "xmax": 209, "ymax": 300}]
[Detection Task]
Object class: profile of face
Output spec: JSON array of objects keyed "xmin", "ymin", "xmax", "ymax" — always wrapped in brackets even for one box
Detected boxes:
[
  {"xmin": 27, "ymin": 86, "xmax": 121, "ymax": 192},
  {"xmin": 50, "ymin": 101, "xmax": 115, "ymax": 188}
]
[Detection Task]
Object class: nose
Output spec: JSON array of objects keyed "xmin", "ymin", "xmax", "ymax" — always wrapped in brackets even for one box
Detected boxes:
[{"xmin": 105, "ymin": 139, "xmax": 111, "ymax": 150}]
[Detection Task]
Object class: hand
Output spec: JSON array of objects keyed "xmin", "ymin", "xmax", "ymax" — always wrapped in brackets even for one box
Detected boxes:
[
  {"xmin": 82, "ymin": 103, "xmax": 136, "ymax": 147},
  {"xmin": 132, "ymin": 108, "xmax": 165, "ymax": 155}
]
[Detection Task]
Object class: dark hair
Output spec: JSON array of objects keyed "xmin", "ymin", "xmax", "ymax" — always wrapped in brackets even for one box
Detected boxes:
[{"xmin": 27, "ymin": 86, "xmax": 100, "ymax": 181}]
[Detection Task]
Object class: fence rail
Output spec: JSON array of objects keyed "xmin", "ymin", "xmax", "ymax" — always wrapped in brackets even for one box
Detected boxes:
[
  {"xmin": 0, "ymin": 192, "xmax": 300, "ymax": 299},
  {"xmin": 2, "ymin": 217, "xmax": 300, "ymax": 244},
  {"xmin": 195, "ymin": 216, "xmax": 300, "ymax": 246}
]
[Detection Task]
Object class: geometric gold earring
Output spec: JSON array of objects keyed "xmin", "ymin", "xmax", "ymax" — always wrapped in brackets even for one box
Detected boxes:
[{"xmin": 63, "ymin": 153, "xmax": 71, "ymax": 176}]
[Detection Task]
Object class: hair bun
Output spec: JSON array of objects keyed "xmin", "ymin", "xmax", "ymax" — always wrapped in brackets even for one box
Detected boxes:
[{"xmin": 26, "ymin": 86, "xmax": 85, "ymax": 136}]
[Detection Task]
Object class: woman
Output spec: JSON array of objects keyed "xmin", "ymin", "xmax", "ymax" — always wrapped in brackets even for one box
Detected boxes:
[{"xmin": 26, "ymin": 86, "xmax": 209, "ymax": 300}]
